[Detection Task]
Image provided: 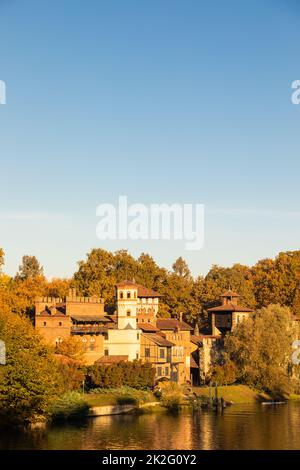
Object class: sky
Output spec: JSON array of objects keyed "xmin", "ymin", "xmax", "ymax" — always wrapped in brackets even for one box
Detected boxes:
[{"xmin": 0, "ymin": 0, "xmax": 300, "ymax": 279}]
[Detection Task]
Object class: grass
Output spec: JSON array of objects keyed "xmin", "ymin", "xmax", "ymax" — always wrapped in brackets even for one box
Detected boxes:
[
  {"xmin": 192, "ymin": 384, "xmax": 272, "ymax": 404},
  {"xmin": 83, "ymin": 387, "xmax": 157, "ymax": 408}
]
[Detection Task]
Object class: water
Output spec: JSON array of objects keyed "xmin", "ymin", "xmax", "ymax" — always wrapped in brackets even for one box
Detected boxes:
[{"xmin": 1, "ymin": 403, "xmax": 300, "ymax": 450}]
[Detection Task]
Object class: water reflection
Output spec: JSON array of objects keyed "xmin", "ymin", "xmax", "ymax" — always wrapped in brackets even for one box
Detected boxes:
[{"xmin": 1, "ymin": 403, "xmax": 300, "ymax": 450}]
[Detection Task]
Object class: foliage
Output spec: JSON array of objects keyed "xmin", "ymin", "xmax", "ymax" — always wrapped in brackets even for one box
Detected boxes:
[
  {"xmin": 54, "ymin": 336, "xmax": 85, "ymax": 360},
  {"xmin": 225, "ymin": 304, "xmax": 296, "ymax": 397},
  {"xmin": 53, "ymin": 355, "xmax": 85, "ymax": 392},
  {"xmin": 86, "ymin": 360, "xmax": 155, "ymax": 390},
  {"xmin": 211, "ymin": 360, "xmax": 237, "ymax": 385},
  {"xmin": 159, "ymin": 382, "xmax": 185, "ymax": 410},
  {"xmin": 49, "ymin": 392, "xmax": 89, "ymax": 421},
  {"xmin": 0, "ymin": 305, "xmax": 62, "ymax": 425},
  {"xmin": 15, "ymin": 255, "xmax": 44, "ymax": 280}
]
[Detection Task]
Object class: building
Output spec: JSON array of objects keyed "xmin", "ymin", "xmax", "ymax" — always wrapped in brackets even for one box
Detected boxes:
[
  {"xmin": 35, "ymin": 281, "xmax": 195, "ymax": 383},
  {"xmin": 190, "ymin": 290, "xmax": 254, "ymax": 384},
  {"xmin": 207, "ymin": 290, "xmax": 254, "ymax": 336}
]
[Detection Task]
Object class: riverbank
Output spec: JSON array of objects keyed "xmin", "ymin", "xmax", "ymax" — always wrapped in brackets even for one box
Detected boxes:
[{"xmin": 193, "ymin": 384, "xmax": 300, "ymax": 404}]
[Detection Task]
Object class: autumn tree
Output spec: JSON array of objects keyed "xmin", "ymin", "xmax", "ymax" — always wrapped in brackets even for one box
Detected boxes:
[
  {"xmin": 0, "ymin": 305, "xmax": 62, "ymax": 425},
  {"xmin": 15, "ymin": 255, "xmax": 44, "ymax": 280},
  {"xmin": 225, "ymin": 304, "xmax": 296, "ymax": 396}
]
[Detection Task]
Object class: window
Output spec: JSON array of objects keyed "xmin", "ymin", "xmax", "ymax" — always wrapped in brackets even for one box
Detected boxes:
[
  {"xmin": 137, "ymin": 333, "xmax": 140, "ymax": 340},
  {"xmin": 145, "ymin": 348, "xmax": 150, "ymax": 358},
  {"xmin": 136, "ymin": 352, "xmax": 139, "ymax": 359},
  {"xmin": 157, "ymin": 367, "xmax": 162, "ymax": 376},
  {"xmin": 165, "ymin": 367, "xmax": 169, "ymax": 376},
  {"xmin": 43, "ymin": 321, "xmax": 47, "ymax": 327},
  {"xmin": 127, "ymin": 310, "xmax": 131, "ymax": 316},
  {"xmin": 127, "ymin": 291, "xmax": 131, "ymax": 299},
  {"xmin": 58, "ymin": 322, "xmax": 62, "ymax": 326},
  {"xmin": 159, "ymin": 348, "xmax": 165, "ymax": 358},
  {"xmin": 104, "ymin": 348, "xmax": 109, "ymax": 356},
  {"xmin": 90, "ymin": 337, "xmax": 95, "ymax": 351},
  {"xmin": 120, "ymin": 291, "xmax": 124, "ymax": 299}
]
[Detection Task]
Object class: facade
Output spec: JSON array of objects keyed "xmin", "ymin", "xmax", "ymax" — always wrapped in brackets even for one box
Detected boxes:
[
  {"xmin": 207, "ymin": 290, "xmax": 254, "ymax": 336},
  {"xmin": 35, "ymin": 282, "xmax": 195, "ymax": 383},
  {"xmin": 35, "ymin": 285, "xmax": 252, "ymax": 385}
]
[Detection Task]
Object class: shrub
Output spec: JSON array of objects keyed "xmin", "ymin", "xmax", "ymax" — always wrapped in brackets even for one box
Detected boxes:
[
  {"xmin": 86, "ymin": 361, "xmax": 155, "ymax": 390},
  {"xmin": 159, "ymin": 382, "xmax": 185, "ymax": 411},
  {"xmin": 49, "ymin": 392, "xmax": 89, "ymax": 421}
]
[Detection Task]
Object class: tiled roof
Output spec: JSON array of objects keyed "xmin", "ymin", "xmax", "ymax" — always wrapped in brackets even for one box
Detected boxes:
[
  {"xmin": 96, "ymin": 355, "xmax": 128, "ymax": 364},
  {"xmin": 138, "ymin": 323, "xmax": 160, "ymax": 332},
  {"xmin": 190, "ymin": 334, "xmax": 221, "ymax": 345},
  {"xmin": 207, "ymin": 303, "xmax": 253, "ymax": 313},
  {"xmin": 156, "ymin": 318, "xmax": 193, "ymax": 331},
  {"xmin": 116, "ymin": 280, "xmax": 160, "ymax": 297},
  {"xmin": 143, "ymin": 333, "xmax": 174, "ymax": 347}
]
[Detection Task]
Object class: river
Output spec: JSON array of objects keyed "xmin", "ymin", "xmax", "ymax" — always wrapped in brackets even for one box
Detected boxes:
[{"xmin": 1, "ymin": 403, "xmax": 300, "ymax": 450}]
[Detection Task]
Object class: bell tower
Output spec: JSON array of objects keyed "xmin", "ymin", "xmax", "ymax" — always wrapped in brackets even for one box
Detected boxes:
[{"xmin": 116, "ymin": 281, "xmax": 138, "ymax": 330}]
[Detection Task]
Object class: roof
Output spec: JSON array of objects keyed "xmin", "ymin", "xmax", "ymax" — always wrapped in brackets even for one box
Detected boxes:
[
  {"xmin": 190, "ymin": 334, "xmax": 221, "ymax": 345},
  {"xmin": 156, "ymin": 318, "xmax": 193, "ymax": 331},
  {"xmin": 221, "ymin": 290, "xmax": 239, "ymax": 297},
  {"xmin": 190, "ymin": 355, "xmax": 199, "ymax": 368},
  {"xmin": 96, "ymin": 355, "xmax": 128, "ymax": 364},
  {"xmin": 138, "ymin": 322, "xmax": 160, "ymax": 332},
  {"xmin": 71, "ymin": 315, "xmax": 112, "ymax": 322},
  {"xmin": 207, "ymin": 303, "xmax": 253, "ymax": 313},
  {"xmin": 143, "ymin": 333, "xmax": 174, "ymax": 347},
  {"xmin": 116, "ymin": 280, "xmax": 160, "ymax": 297}
]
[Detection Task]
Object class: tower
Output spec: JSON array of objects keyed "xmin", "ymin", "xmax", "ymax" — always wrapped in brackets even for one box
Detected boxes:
[{"xmin": 116, "ymin": 281, "xmax": 138, "ymax": 330}]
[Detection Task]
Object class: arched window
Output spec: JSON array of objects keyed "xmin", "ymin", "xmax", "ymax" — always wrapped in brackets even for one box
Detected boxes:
[
  {"xmin": 43, "ymin": 321, "xmax": 47, "ymax": 327},
  {"xmin": 58, "ymin": 321, "xmax": 62, "ymax": 326},
  {"xmin": 127, "ymin": 310, "xmax": 131, "ymax": 316},
  {"xmin": 127, "ymin": 291, "xmax": 131, "ymax": 299},
  {"xmin": 120, "ymin": 291, "xmax": 124, "ymax": 299}
]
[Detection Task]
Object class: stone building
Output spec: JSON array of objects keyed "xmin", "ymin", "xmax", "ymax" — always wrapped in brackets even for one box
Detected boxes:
[{"xmin": 35, "ymin": 281, "xmax": 196, "ymax": 384}]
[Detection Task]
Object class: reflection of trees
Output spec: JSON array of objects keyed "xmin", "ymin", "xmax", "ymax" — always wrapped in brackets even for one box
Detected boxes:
[{"xmin": 3, "ymin": 404, "xmax": 300, "ymax": 450}]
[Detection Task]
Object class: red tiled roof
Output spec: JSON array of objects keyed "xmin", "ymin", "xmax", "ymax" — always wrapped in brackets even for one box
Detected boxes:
[
  {"xmin": 116, "ymin": 280, "xmax": 160, "ymax": 297},
  {"xmin": 96, "ymin": 355, "xmax": 128, "ymax": 364},
  {"xmin": 207, "ymin": 303, "xmax": 253, "ymax": 313},
  {"xmin": 138, "ymin": 323, "xmax": 159, "ymax": 332},
  {"xmin": 143, "ymin": 333, "xmax": 174, "ymax": 347},
  {"xmin": 156, "ymin": 318, "xmax": 193, "ymax": 331}
]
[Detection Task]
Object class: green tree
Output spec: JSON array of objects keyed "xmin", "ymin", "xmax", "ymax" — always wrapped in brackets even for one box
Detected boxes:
[
  {"xmin": 16, "ymin": 255, "xmax": 44, "ymax": 280},
  {"xmin": 0, "ymin": 305, "xmax": 62, "ymax": 425},
  {"xmin": 225, "ymin": 304, "xmax": 296, "ymax": 396}
]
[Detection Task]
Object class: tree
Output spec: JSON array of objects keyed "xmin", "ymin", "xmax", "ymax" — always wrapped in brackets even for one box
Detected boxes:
[
  {"xmin": 225, "ymin": 304, "xmax": 296, "ymax": 397},
  {"xmin": 16, "ymin": 255, "xmax": 44, "ymax": 280},
  {"xmin": 0, "ymin": 305, "xmax": 62, "ymax": 425},
  {"xmin": 172, "ymin": 257, "xmax": 191, "ymax": 279},
  {"xmin": 0, "ymin": 248, "xmax": 4, "ymax": 273},
  {"xmin": 46, "ymin": 278, "xmax": 71, "ymax": 298}
]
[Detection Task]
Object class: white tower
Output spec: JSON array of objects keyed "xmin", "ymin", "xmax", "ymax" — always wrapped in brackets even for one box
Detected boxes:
[{"xmin": 116, "ymin": 281, "xmax": 138, "ymax": 329}]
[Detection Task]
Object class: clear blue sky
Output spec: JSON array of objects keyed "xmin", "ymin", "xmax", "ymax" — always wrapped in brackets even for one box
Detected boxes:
[{"xmin": 1, "ymin": 0, "xmax": 300, "ymax": 279}]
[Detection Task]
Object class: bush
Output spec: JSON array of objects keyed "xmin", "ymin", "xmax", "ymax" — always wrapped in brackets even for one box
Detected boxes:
[
  {"xmin": 159, "ymin": 382, "xmax": 185, "ymax": 411},
  {"xmin": 211, "ymin": 360, "xmax": 237, "ymax": 386},
  {"xmin": 49, "ymin": 392, "xmax": 89, "ymax": 421},
  {"xmin": 86, "ymin": 361, "xmax": 155, "ymax": 390}
]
